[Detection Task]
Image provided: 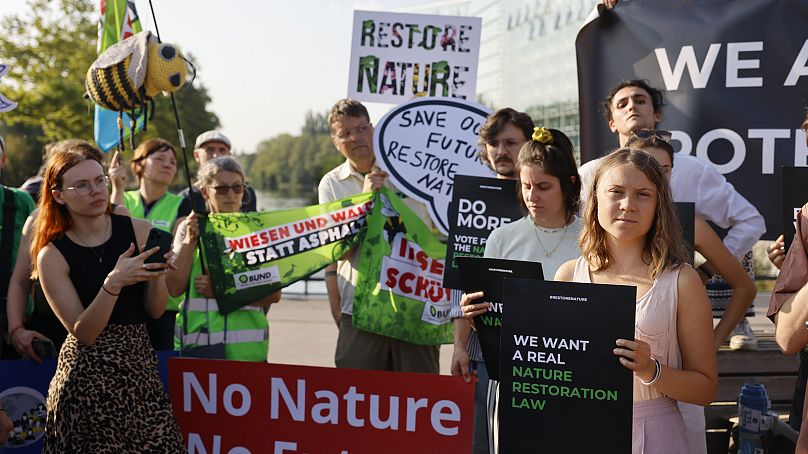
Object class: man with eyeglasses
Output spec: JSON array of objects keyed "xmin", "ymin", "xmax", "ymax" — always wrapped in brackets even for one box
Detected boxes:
[
  {"xmin": 0, "ymin": 134, "xmax": 36, "ymax": 359},
  {"xmin": 318, "ymin": 98, "xmax": 440, "ymax": 374},
  {"xmin": 179, "ymin": 130, "xmax": 257, "ymax": 213},
  {"xmin": 578, "ymin": 79, "xmax": 765, "ymax": 454}
]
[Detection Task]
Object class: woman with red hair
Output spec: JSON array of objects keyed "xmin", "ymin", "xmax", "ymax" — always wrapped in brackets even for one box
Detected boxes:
[{"xmin": 32, "ymin": 144, "xmax": 182, "ymax": 452}]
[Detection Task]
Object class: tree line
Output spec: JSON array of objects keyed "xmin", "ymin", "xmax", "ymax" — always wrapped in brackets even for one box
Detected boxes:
[
  {"xmin": 0, "ymin": 0, "xmax": 342, "ymax": 203},
  {"xmin": 0, "ymin": 0, "xmax": 219, "ymax": 189}
]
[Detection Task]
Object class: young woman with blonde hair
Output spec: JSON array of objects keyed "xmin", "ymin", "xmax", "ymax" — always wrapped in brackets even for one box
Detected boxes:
[{"xmin": 556, "ymin": 148, "xmax": 717, "ymax": 453}]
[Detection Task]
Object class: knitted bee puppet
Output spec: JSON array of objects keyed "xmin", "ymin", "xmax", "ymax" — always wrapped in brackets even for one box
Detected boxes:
[{"xmin": 85, "ymin": 30, "xmax": 188, "ymax": 122}]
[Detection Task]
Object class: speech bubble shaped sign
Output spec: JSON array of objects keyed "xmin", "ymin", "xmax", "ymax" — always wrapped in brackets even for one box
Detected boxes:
[{"xmin": 374, "ymin": 98, "xmax": 493, "ymax": 234}]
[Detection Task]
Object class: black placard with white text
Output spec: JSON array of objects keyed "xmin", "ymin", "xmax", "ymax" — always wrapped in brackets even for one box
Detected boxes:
[
  {"xmin": 577, "ymin": 0, "xmax": 808, "ymax": 240},
  {"xmin": 782, "ymin": 167, "xmax": 808, "ymax": 251},
  {"xmin": 457, "ymin": 257, "xmax": 544, "ymax": 381},
  {"xmin": 443, "ymin": 176, "xmax": 522, "ymax": 289},
  {"xmin": 499, "ymin": 279, "xmax": 634, "ymax": 454}
]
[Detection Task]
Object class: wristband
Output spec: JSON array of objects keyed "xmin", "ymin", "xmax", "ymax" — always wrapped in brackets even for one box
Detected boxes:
[
  {"xmin": 325, "ymin": 271, "xmax": 337, "ymax": 277},
  {"xmin": 640, "ymin": 357, "xmax": 662, "ymax": 386},
  {"xmin": 102, "ymin": 284, "xmax": 120, "ymax": 297}
]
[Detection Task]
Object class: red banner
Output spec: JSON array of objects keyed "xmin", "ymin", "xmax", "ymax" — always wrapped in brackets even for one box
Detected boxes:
[{"xmin": 168, "ymin": 359, "xmax": 474, "ymax": 453}]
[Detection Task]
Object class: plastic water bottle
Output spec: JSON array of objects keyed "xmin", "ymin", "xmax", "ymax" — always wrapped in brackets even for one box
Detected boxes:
[{"xmin": 738, "ymin": 383, "xmax": 774, "ymax": 454}]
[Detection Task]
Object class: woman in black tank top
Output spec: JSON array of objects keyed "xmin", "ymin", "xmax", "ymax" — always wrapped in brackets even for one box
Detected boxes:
[{"xmin": 30, "ymin": 145, "xmax": 183, "ymax": 453}]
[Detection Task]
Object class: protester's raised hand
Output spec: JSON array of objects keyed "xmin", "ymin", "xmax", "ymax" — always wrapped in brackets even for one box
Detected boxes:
[
  {"xmin": 108, "ymin": 150, "xmax": 127, "ymax": 189},
  {"xmin": 602, "ymin": 0, "xmax": 618, "ymax": 10},
  {"xmin": 768, "ymin": 234, "xmax": 785, "ymax": 269},
  {"xmin": 183, "ymin": 212, "xmax": 200, "ymax": 243},
  {"xmin": 362, "ymin": 165, "xmax": 387, "ymax": 192},
  {"xmin": 614, "ymin": 338, "xmax": 656, "ymax": 383}
]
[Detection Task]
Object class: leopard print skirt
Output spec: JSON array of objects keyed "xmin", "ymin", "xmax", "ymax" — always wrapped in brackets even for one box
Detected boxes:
[{"xmin": 43, "ymin": 323, "xmax": 184, "ymax": 453}]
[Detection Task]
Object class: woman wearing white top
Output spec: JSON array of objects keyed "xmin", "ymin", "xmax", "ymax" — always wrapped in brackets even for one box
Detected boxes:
[{"xmin": 458, "ymin": 127, "xmax": 583, "ymax": 453}]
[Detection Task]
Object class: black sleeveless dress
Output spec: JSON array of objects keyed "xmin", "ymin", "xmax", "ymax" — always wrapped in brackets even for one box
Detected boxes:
[{"xmin": 42, "ymin": 214, "xmax": 183, "ymax": 453}]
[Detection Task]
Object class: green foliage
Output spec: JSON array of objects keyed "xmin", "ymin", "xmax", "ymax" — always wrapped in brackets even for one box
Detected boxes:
[
  {"xmin": 246, "ymin": 112, "xmax": 343, "ymax": 203},
  {"xmin": 0, "ymin": 0, "xmax": 219, "ymax": 187}
]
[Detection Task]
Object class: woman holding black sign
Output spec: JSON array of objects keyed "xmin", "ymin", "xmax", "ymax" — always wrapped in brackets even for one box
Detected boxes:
[
  {"xmin": 556, "ymin": 148, "xmax": 717, "ymax": 454},
  {"xmin": 626, "ymin": 132, "xmax": 756, "ymax": 454},
  {"xmin": 31, "ymin": 146, "xmax": 183, "ymax": 452},
  {"xmin": 457, "ymin": 127, "xmax": 583, "ymax": 453}
]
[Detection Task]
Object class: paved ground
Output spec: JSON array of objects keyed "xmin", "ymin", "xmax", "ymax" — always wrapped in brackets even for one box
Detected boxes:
[{"xmin": 267, "ymin": 290, "xmax": 777, "ymax": 374}]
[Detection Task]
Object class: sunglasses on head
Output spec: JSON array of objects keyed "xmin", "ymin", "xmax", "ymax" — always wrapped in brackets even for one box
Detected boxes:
[
  {"xmin": 208, "ymin": 184, "xmax": 245, "ymax": 195},
  {"xmin": 631, "ymin": 129, "xmax": 672, "ymax": 142}
]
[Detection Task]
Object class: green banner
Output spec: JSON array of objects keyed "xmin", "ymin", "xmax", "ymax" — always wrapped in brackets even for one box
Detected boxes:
[
  {"xmin": 202, "ymin": 193, "xmax": 374, "ymax": 315},
  {"xmin": 352, "ymin": 188, "xmax": 453, "ymax": 345}
]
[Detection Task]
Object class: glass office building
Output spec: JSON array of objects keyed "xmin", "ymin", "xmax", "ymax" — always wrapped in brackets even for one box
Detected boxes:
[{"xmin": 402, "ymin": 0, "xmax": 598, "ymax": 158}]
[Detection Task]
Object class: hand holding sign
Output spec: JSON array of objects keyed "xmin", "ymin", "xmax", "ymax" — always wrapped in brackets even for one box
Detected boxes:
[
  {"xmin": 613, "ymin": 338, "xmax": 656, "ymax": 383},
  {"xmin": 362, "ymin": 166, "xmax": 388, "ymax": 192},
  {"xmin": 460, "ymin": 291, "xmax": 489, "ymax": 324}
]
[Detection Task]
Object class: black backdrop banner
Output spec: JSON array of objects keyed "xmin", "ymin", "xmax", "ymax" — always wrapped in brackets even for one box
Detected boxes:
[
  {"xmin": 576, "ymin": 0, "xmax": 808, "ymax": 240},
  {"xmin": 782, "ymin": 167, "xmax": 808, "ymax": 251}
]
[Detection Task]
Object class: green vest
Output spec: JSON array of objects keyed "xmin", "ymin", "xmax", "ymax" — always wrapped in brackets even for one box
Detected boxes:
[
  {"xmin": 175, "ymin": 249, "xmax": 269, "ymax": 362},
  {"xmin": 0, "ymin": 187, "xmax": 35, "ymax": 269},
  {"xmin": 124, "ymin": 190, "xmax": 184, "ymax": 311}
]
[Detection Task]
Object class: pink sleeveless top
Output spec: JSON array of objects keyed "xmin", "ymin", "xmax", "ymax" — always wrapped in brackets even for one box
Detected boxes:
[{"xmin": 572, "ymin": 257, "xmax": 682, "ymax": 401}]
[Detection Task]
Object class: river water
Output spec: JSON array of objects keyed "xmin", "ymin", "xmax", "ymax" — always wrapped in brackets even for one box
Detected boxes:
[{"xmin": 252, "ymin": 191, "xmax": 311, "ymax": 212}]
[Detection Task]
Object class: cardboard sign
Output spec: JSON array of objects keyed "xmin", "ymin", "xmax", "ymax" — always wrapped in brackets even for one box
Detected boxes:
[
  {"xmin": 499, "ymin": 279, "xmax": 634, "ymax": 454},
  {"xmin": 374, "ymin": 98, "xmax": 494, "ymax": 234},
  {"xmin": 443, "ymin": 176, "xmax": 523, "ymax": 289},
  {"xmin": 347, "ymin": 11, "xmax": 481, "ymax": 103},
  {"xmin": 457, "ymin": 257, "xmax": 544, "ymax": 381},
  {"xmin": 169, "ymin": 358, "xmax": 474, "ymax": 453},
  {"xmin": 782, "ymin": 167, "xmax": 808, "ymax": 251}
]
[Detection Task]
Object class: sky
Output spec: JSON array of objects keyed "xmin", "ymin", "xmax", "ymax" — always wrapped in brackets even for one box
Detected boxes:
[{"xmin": 2, "ymin": 0, "xmax": 428, "ymax": 153}]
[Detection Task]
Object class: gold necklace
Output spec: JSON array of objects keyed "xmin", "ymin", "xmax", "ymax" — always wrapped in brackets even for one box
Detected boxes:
[
  {"xmin": 528, "ymin": 215, "xmax": 568, "ymax": 259},
  {"xmin": 72, "ymin": 216, "xmax": 110, "ymax": 263}
]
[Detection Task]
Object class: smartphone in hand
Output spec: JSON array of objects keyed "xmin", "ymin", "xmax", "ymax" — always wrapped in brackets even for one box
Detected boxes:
[
  {"xmin": 143, "ymin": 228, "xmax": 173, "ymax": 269},
  {"xmin": 32, "ymin": 338, "xmax": 57, "ymax": 358}
]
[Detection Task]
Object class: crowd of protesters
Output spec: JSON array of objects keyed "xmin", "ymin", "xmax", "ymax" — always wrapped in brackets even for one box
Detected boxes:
[{"xmin": 0, "ymin": 72, "xmax": 805, "ymax": 453}]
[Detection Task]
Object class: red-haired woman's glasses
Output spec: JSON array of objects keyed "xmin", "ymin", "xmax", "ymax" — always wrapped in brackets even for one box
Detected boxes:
[
  {"xmin": 632, "ymin": 129, "xmax": 672, "ymax": 142},
  {"xmin": 63, "ymin": 175, "xmax": 110, "ymax": 195},
  {"xmin": 209, "ymin": 184, "xmax": 245, "ymax": 195}
]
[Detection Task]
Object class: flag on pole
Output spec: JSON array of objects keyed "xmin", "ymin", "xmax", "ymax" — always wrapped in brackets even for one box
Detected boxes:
[{"xmin": 93, "ymin": 0, "xmax": 144, "ymax": 152}]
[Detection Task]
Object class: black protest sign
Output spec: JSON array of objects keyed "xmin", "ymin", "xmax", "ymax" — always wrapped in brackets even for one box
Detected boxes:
[
  {"xmin": 499, "ymin": 279, "xmax": 634, "ymax": 454},
  {"xmin": 782, "ymin": 167, "xmax": 808, "ymax": 251},
  {"xmin": 457, "ymin": 257, "xmax": 543, "ymax": 381},
  {"xmin": 443, "ymin": 176, "xmax": 522, "ymax": 289},
  {"xmin": 676, "ymin": 202, "xmax": 695, "ymax": 265},
  {"xmin": 577, "ymin": 0, "xmax": 808, "ymax": 240}
]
